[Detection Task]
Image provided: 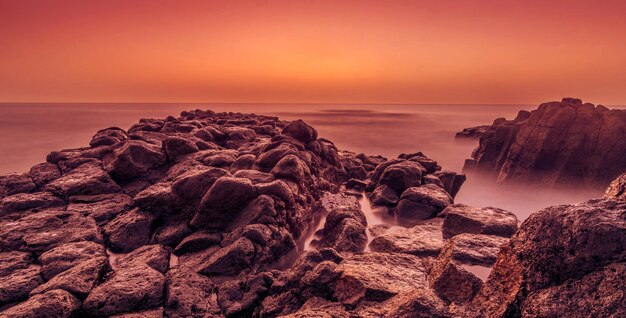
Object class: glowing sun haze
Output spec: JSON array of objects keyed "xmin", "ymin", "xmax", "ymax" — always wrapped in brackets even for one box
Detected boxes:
[{"xmin": 1, "ymin": 0, "xmax": 625, "ymax": 104}]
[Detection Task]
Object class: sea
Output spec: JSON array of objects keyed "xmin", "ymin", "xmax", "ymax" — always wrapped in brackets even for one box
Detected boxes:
[{"xmin": 0, "ymin": 103, "xmax": 616, "ymax": 220}]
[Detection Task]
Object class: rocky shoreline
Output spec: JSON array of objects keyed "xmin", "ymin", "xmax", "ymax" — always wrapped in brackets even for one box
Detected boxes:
[{"xmin": 0, "ymin": 108, "xmax": 624, "ymax": 317}]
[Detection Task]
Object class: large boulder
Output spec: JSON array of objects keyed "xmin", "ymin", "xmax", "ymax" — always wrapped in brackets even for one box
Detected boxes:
[
  {"xmin": 38, "ymin": 241, "xmax": 107, "ymax": 280},
  {"xmin": 89, "ymin": 127, "xmax": 128, "ymax": 147},
  {"xmin": 196, "ymin": 237, "xmax": 255, "ymax": 276},
  {"xmin": 604, "ymin": 173, "xmax": 626, "ymax": 201},
  {"xmin": 441, "ymin": 204, "xmax": 518, "ymax": 239},
  {"xmin": 190, "ymin": 177, "xmax": 257, "ymax": 228},
  {"xmin": 28, "ymin": 163, "xmax": 61, "ymax": 188},
  {"xmin": 0, "ymin": 264, "xmax": 43, "ymax": 305},
  {"xmin": 82, "ymin": 264, "xmax": 165, "ymax": 316},
  {"xmin": 103, "ymin": 209, "xmax": 155, "ymax": 253},
  {"xmin": 281, "ymin": 120, "xmax": 318, "ymax": 143},
  {"xmin": 102, "ymin": 140, "xmax": 167, "ymax": 181},
  {"xmin": 0, "ymin": 289, "xmax": 80, "ymax": 318},
  {"xmin": 165, "ymin": 269, "xmax": 216, "ymax": 318},
  {"xmin": 377, "ymin": 160, "xmax": 424, "ymax": 193},
  {"xmin": 0, "ymin": 191, "xmax": 65, "ymax": 213},
  {"xmin": 396, "ymin": 184, "xmax": 452, "ymax": 225},
  {"xmin": 368, "ymin": 219, "xmax": 445, "ymax": 257},
  {"xmin": 0, "ymin": 173, "xmax": 35, "ymax": 198},
  {"xmin": 29, "ymin": 257, "xmax": 108, "ymax": 298},
  {"xmin": 66, "ymin": 193, "xmax": 133, "ymax": 226},
  {"xmin": 471, "ymin": 199, "xmax": 626, "ymax": 317},
  {"xmin": 45, "ymin": 162, "xmax": 120, "ymax": 197}
]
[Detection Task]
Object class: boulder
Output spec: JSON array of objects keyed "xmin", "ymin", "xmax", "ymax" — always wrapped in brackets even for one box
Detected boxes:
[
  {"xmin": 0, "ymin": 191, "xmax": 65, "ymax": 213},
  {"xmin": 282, "ymin": 119, "xmax": 318, "ymax": 143},
  {"xmin": 38, "ymin": 241, "xmax": 107, "ymax": 280},
  {"xmin": 0, "ymin": 265, "xmax": 43, "ymax": 305},
  {"xmin": 90, "ymin": 127, "xmax": 128, "ymax": 147},
  {"xmin": 174, "ymin": 232, "xmax": 221, "ymax": 255},
  {"xmin": 270, "ymin": 154, "xmax": 307, "ymax": 182},
  {"xmin": 171, "ymin": 167, "xmax": 230, "ymax": 201},
  {"xmin": 115, "ymin": 244, "xmax": 170, "ymax": 273},
  {"xmin": 396, "ymin": 184, "xmax": 452, "ymax": 225},
  {"xmin": 472, "ymin": 199, "xmax": 626, "ymax": 317},
  {"xmin": 104, "ymin": 209, "xmax": 155, "ymax": 253},
  {"xmin": 196, "ymin": 237, "xmax": 255, "ymax": 276},
  {"xmin": 102, "ymin": 140, "xmax": 167, "ymax": 181},
  {"xmin": 0, "ymin": 173, "xmax": 35, "ymax": 198},
  {"xmin": 66, "ymin": 193, "xmax": 133, "ymax": 226},
  {"xmin": 28, "ymin": 163, "xmax": 61, "ymax": 187},
  {"xmin": 368, "ymin": 219, "xmax": 444, "ymax": 257},
  {"xmin": 377, "ymin": 160, "xmax": 424, "ymax": 193},
  {"xmin": 441, "ymin": 204, "xmax": 518, "ymax": 239},
  {"xmin": 82, "ymin": 264, "xmax": 165, "ymax": 316},
  {"xmin": 165, "ymin": 269, "xmax": 216, "ymax": 318},
  {"xmin": 45, "ymin": 162, "xmax": 120, "ymax": 197},
  {"xmin": 163, "ymin": 136, "xmax": 199, "ymax": 162},
  {"xmin": 0, "ymin": 209, "xmax": 103, "ymax": 252},
  {"xmin": 333, "ymin": 253, "xmax": 428, "ymax": 306},
  {"xmin": 439, "ymin": 233, "xmax": 507, "ymax": 266},
  {"xmin": 0, "ymin": 251, "xmax": 33, "ymax": 277},
  {"xmin": 29, "ymin": 257, "xmax": 107, "ymax": 298},
  {"xmin": 0, "ymin": 289, "xmax": 80, "ymax": 318},
  {"xmin": 190, "ymin": 177, "xmax": 257, "ymax": 228},
  {"xmin": 604, "ymin": 173, "xmax": 626, "ymax": 201}
]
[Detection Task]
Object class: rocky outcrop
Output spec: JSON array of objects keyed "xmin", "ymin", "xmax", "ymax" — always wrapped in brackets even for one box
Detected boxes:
[
  {"xmin": 462, "ymin": 98, "xmax": 625, "ymax": 188},
  {"xmin": 604, "ymin": 172, "xmax": 626, "ymax": 201},
  {"xmin": 470, "ymin": 197, "xmax": 626, "ymax": 317},
  {"xmin": 0, "ymin": 110, "xmax": 348, "ymax": 317}
]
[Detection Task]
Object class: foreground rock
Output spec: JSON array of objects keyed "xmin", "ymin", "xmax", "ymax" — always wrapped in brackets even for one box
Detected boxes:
[
  {"xmin": 462, "ymin": 98, "xmax": 626, "ymax": 188},
  {"xmin": 470, "ymin": 198, "xmax": 626, "ymax": 317}
]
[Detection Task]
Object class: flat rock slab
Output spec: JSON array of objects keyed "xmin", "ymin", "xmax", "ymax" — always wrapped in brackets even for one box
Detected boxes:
[{"xmin": 441, "ymin": 204, "xmax": 518, "ymax": 239}]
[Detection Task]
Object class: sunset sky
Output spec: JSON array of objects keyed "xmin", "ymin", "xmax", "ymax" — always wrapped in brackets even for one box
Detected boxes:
[{"xmin": 1, "ymin": 0, "xmax": 625, "ymax": 104}]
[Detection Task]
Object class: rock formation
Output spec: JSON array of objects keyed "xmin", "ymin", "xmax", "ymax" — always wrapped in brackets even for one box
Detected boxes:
[
  {"xmin": 0, "ymin": 108, "xmax": 624, "ymax": 317},
  {"xmin": 462, "ymin": 98, "xmax": 626, "ymax": 188}
]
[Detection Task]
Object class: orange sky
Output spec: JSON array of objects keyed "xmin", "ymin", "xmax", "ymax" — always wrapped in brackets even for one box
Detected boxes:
[{"xmin": 1, "ymin": 0, "xmax": 626, "ymax": 104}]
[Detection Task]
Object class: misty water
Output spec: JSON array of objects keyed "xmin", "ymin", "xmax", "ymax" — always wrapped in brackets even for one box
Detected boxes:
[{"xmin": 0, "ymin": 103, "xmax": 611, "ymax": 222}]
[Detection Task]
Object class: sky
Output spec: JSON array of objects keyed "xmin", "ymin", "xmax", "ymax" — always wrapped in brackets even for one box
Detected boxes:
[{"xmin": 1, "ymin": 0, "xmax": 626, "ymax": 105}]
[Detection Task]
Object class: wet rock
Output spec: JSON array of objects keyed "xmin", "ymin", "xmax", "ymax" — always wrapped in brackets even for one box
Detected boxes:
[
  {"xmin": 165, "ymin": 269, "xmax": 215, "ymax": 318},
  {"xmin": 39, "ymin": 241, "xmax": 107, "ymax": 280},
  {"xmin": 369, "ymin": 219, "xmax": 444, "ymax": 257},
  {"xmin": 0, "ymin": 289, "xmax": 80, "ymax": 318},
  {"xmin": 396, "ymin": 184, "xmax": 452, "ymax": 225},
  {"xmin": 312, "ymin": 203, "xmax": 367, "ymax": 253},
  {"xmin": 28, "ymin": 163, "xmax": 61, "ymax": 188},
  {"xmin": 104, "ymin": 209, "xmax": 155, "ymax": 253},
  {"xmin": 190, "ymin": 177, "xmax": 257, "ymax": 228},
  {"xmin": 66, "ymin": 193, "xmax": 133, "ymax": 226},
  {"xmin": 0, "ymin": 191, "xmax": 65, "ymax": 213},
  {"xmin": 0, "ymin": 265, "xmax": 43, "ymax": 305},
  {"xmin": 441, "ymin": 204, "xmax": 518, "ymax": 239},
  {"xmin": 282, "ymin": 119, "xmax": 318, "ymax": 143},
  {"xmin": 82, "ymin": 264, "xmax": 165, "ymax": 316},
  {"xmin": 30, "ymin": 257, "xmax": 107, "ymax": 298},
  {"xmin": 196, "ymin": 237, "xmax": 255, "ymax": 276},
  {"xmin": 115, "ymin": 244, "xmax": 170, "ymax": 273},
  {"xmin": 45, "ymin": 162, "xmax": 120, "ymax": 197},
  {"xmin": 472, "ymin": 199, "xmax": 626, "ymax": 317},
  {"xmin": 102, "ymin": 140, "xmax": 167, "ymax": 181},
  {"xmin": 334, "ymin": 253, "xmax": 428, "ymax": 306},
  {"xmin": 90, "ymin": 127, "xmax": 128, "ymax": 147},
  {"xmin": 0, "ymin": 173, "xmax": 35, "ymax": 198}
]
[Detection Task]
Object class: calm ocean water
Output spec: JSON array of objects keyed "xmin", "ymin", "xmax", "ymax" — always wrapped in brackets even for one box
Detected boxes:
[{"xmin": 0, "ymin": 103, "xmax": 616, "ymax": 219}]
